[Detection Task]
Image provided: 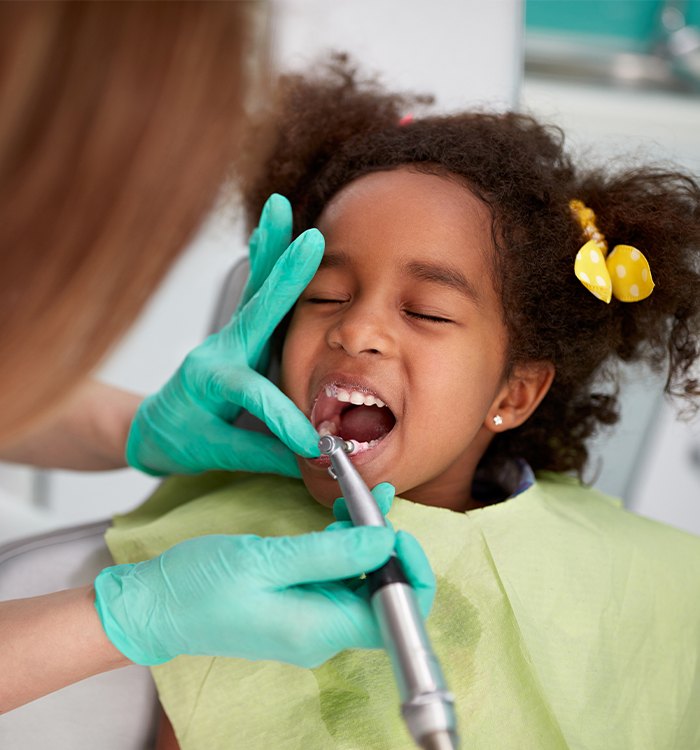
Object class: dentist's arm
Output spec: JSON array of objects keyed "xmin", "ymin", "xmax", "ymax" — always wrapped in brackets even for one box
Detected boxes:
[
  {"xmin": 0, "ymin": 379, "xmax": 140, "ymax": 470},
  {"xmin": 0, "ymin": 525, "xmax": 400, "ymax": 712},
  {"xmin": 0, "ymin": 585, "xmax": 130, "ymax": 713}
]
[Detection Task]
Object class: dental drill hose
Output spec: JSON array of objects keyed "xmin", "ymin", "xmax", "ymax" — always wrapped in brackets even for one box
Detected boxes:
[{"xmin": 318, "ymin": 436, "xmax": 459, "ymax": 750}]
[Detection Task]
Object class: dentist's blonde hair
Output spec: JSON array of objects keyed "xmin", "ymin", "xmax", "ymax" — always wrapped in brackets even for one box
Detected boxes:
[{"xmin": 0, "ymin": 2, "xmax": 260, "ymax": 444}]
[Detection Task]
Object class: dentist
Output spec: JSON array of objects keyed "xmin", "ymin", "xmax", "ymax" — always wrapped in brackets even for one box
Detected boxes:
[{"xmin": 0, "ymin": 2, "xmax": 432, "ymax": 712}]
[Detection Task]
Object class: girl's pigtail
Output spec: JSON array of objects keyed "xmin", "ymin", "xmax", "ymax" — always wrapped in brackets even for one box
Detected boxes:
[{"xmin": 577, "ymin": 168, "xmax": 700, "ymax": 411}]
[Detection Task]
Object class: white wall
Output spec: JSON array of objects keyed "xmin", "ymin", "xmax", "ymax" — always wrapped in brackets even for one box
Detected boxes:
[
  {"xmin": 270, "ymin": 0, "xmax": 523, "ymax": 112},
  {"xmin": 0, "ymin": 0, "xmax": 524, "ymax": 541}
]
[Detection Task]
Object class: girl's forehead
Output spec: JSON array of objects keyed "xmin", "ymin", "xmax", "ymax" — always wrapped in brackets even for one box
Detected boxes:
[
  {"xmin": 316, "ymin": 168, "xmax": 494, "ymax": 268},
  {"xmin": 318, "ymin": 167, "xmax": 490, "ymax": 234}
]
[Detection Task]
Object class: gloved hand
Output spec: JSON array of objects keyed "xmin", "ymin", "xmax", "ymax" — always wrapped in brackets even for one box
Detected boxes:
[
  {"xmin": 331, "ymin": 482, "xmax": 436, "ymax": 619},
  {"xmin": 94, "ymin": 525, "xmax": 396, "ymax": 668},
  {"xmin": 125, "ymin": 195, "xmax": 322, "ymax": 478}
]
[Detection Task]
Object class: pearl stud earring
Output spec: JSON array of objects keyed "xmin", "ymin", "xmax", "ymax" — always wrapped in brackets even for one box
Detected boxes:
[{"xmin": 492, "ymin": 414, "xmax": 503, "ymax": 426}]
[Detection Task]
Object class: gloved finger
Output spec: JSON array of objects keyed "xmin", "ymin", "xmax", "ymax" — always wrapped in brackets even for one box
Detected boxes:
[
  {"xmin": 242, "ymin": 194, "xmax": 293, "ymax": 306},
  {"xmin": 322, "ymin": 520, "xmax": 394, "ymax": 591},
  {"xmin": 261, "ymin": 526, "xmax": 394, "ymax": 588},
  {"xmin": 333, "ymin": 482, "xmax": 395, "ymax": 522},
  {"xmin": 326, "ymin": 518, "xmax": 396, "ymax": 540},
  {"xmin": 218, "ymin": 368, "xmax": 319, "ymax": 457},
  {"xmin": 394, "ymin": 530, "xmax": 436, "ymax": 618},
  {"xmin": 223, "ymin": 428, "xmax": 302, "ymax": 477},
  {"xmin": 137, "ymin": 408, "xmax": 304, "ymax": 476},
  {"xmin": 309, "ymin": 585, "xmax": 384, "ymax": 656},
  {"xmin": 324, "ymin": 519, "xmax": 353, "ymax": 533},
  {"xmin": 281, "ymin": 583, "xmax": 384, "ymax": 666},
  {"xmin": 228, "ymin": 229, "xmax": 324, "ymax": 362}
]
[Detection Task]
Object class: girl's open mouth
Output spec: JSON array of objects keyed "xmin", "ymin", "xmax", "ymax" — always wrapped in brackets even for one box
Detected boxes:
[{"xmin": 309, "ymin": 383, "xmax": 397, "ymax": 458}]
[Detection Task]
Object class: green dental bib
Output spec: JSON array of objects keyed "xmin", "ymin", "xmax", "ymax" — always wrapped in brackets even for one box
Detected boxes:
[{"xmin": 106, "ymin": 472, "xmax": 700, "ymax": 749}]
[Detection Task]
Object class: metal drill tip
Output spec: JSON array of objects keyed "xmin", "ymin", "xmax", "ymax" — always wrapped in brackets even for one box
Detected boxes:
[
  {"xmin": 317, "ymin": 435, "xmax": 336, "ymax": 455},
  {"xmin": 318, "ymin": 435, "xmax": 355, "ymax": 456}
]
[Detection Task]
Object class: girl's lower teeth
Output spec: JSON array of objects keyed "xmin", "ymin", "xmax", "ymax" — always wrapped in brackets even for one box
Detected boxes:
[{"xmin": 346, "ymin": 438, "xmax": 381, "ymax": 453}]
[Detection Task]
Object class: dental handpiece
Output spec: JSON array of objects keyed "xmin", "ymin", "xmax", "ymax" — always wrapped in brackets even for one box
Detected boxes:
[{"xmin": 318, "ymin": 435, "xmax": 459, "ymax": 750}]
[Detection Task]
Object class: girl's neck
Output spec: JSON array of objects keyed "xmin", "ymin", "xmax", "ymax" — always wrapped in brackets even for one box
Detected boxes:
[
  {"xmin": 399, "ymin": 453, "xmax": 524, "ymax": 513},
  {"xmin": 401, "ymin": 463, "xmax": 486, "ymax": 513}
]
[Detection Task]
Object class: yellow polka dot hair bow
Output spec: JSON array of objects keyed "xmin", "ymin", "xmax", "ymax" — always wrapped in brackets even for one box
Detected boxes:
[{"xmin": 569, "ymin": 199, "xmax": 654, "ymax": 303}]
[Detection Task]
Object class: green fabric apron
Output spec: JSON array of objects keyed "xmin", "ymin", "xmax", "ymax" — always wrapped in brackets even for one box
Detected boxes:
[{"xmin": 106, "ymin": 472, "xmax": 700, "ymax": 749}]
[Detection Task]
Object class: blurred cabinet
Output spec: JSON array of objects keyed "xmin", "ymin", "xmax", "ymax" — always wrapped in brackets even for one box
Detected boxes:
[
  {"xmin": 526, "ymin": 0, "xmax": 700, "ymax": 44},
  {"xmin": 526, "ymin": 0, "xmax": 700, "ymax": 94}
]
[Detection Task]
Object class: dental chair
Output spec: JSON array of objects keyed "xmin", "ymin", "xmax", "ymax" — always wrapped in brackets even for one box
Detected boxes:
[
  {"xmin": 0, "ymin": 520, "xmax": 158, "ymax": 749},
  {"xmin": 0, "ymin": 258, "xmax": 251, "ymax": 750}
]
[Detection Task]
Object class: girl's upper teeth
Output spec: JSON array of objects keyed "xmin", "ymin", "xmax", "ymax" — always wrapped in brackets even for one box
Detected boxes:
[{"xmin": 325, "ymin": 385, "xmax": 385, "ymax": 408}]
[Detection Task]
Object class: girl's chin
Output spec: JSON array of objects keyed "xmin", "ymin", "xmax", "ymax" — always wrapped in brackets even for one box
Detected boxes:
[
  {"xmin": 297, "ymin": 465, "xmax": 342, "ymax": 507},
  {"xmin": 300, "ymin": 466, "xmax": 399, "ymax": 510}
]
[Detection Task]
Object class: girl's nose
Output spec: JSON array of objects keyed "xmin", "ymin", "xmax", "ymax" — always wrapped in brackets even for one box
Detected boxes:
[{"xmin": 327, "ymin": 303, "xmax": 395, "ymax": 358}]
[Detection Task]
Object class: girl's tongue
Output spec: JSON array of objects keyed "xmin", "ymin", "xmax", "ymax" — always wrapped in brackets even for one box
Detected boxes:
[{"xmin": 337, "ymin": 404, "xmax": 396, "ymax": 443}]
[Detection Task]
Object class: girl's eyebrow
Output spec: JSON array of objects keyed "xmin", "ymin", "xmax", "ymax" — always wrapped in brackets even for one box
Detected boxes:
[
  {"xmin": 405, "ymin": 260, "xmax": 481, "ymax": 305},
  {"xmin": 320, "ymin": 250, "xmax": 481, "ymax": 305},
  {"xmin": 318, "ymin": 249, "xmax": 352, "ymax": 268}
]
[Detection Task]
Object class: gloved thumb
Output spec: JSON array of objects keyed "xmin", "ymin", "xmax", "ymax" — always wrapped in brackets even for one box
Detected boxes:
[{"xmin": 264, "ymin": 526, "xmax": 394, "ymax": 587}]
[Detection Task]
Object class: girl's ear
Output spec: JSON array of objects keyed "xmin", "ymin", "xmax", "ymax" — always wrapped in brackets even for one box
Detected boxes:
[{"xmin": 486, "ymin": 361, "xmax": 555, "ymax": 433}]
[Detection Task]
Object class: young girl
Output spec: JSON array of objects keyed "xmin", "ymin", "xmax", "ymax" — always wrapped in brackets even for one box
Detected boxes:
[{"xmin": 106, "ymin": 60, "xmax": 700, "ymax": 749}]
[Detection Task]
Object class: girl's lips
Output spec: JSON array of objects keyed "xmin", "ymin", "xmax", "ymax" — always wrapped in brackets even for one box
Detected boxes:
[{"xmin": 307, "ymin": 379, "xmax": 397, "ymax": 462}]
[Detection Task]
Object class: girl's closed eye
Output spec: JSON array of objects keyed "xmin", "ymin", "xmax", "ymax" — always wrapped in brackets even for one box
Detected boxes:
[
  {"xmin": 305, "ymin": 296, "xmax": 348, "ymax": 305},
  {"xmin": 404, "ymin": 309, "xmax": 453, "ymax": 324},
  {"xmin": 306, "ymin": 297, "xmax": 454, "ymax": 324},
  {"xmin": 304, "ymin": 293, "xmax": 456, "ymax": 324}
]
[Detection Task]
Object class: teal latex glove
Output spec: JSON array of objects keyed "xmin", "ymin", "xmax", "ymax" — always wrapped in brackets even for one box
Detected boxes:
[
  {"xmin": 94, "ymin": 525, "xmax": 396, "ymax": 668},
  {"xmin": 331, "ymin": 482, "xmax": 436, "ymax": 619},
  {"xmin": 126, "ymin": 194, "xmax": 322, "ymax": 478}
]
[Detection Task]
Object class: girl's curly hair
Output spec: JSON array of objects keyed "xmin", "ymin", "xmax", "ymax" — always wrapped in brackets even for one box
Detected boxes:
[{"xmin": 240, "ymin": 56, "xmax": 700, "ymax": 477}]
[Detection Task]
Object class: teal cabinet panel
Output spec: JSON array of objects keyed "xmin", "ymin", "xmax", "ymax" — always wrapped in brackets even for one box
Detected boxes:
[{"xmin": 526, "ymin": 0, "xmax": 687, "ymax": 44}]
